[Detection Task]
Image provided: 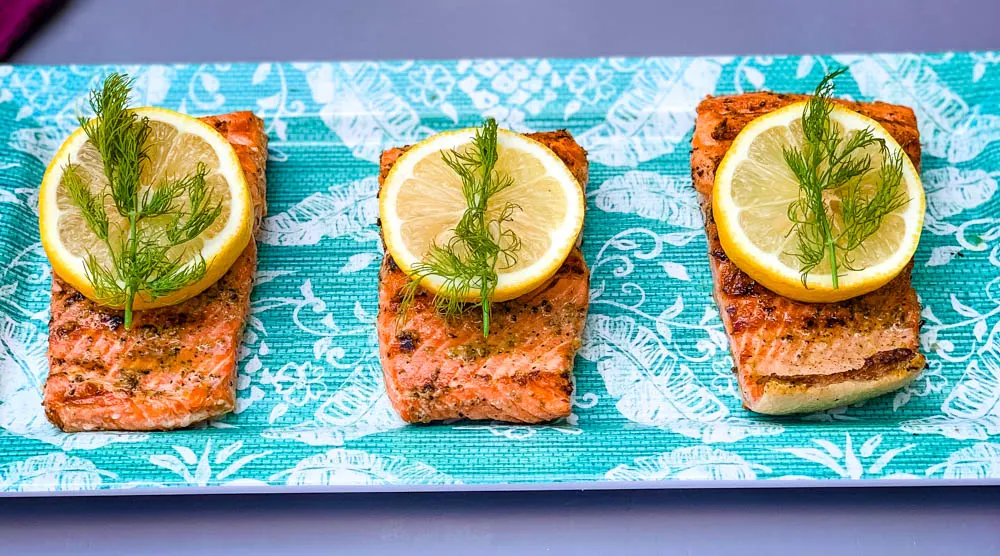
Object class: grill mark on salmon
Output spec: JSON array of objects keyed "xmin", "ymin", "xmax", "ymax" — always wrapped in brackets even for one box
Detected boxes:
[
  {"xmin": 43, "ymin": 111, "xmax": 268, "ymax": 432},
  {"xmin": 692, "ymin": 93, "xmax": 926, "ymax": 415},
  {"xmin": 377, "ymin": 131, "xmax": 589, "ymax": 423}
]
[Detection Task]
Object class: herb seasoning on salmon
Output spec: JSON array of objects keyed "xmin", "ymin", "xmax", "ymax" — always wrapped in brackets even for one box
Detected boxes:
[
  {"xmin": 377, "ymin": 130, "xmax": 590, "ymax": 423},
  {"xmin": 43, "ymin": 111, "xmax": 267, "ymax": 432},
  {"xmin": 692, "ymin": 91, "xmax": 925, "ymax": 415}
]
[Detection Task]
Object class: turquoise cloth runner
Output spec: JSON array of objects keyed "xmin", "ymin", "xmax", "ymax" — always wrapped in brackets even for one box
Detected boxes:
[{"xmin": 1, "ymin": 53, "xmax": 999, "ymax": 493}]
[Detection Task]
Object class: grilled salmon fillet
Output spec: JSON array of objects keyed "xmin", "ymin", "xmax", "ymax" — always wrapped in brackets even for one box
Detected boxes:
[
  {"xmin": 377, "ymin": 131, "xmax": 590, "ymax": 423},
  {"xmin": 692, "ymin": 93, "xmax": 926, "ymax": 415},
  {"xmin": 43, "ymin": 112, "xmax": 268, "ymax": 432}
]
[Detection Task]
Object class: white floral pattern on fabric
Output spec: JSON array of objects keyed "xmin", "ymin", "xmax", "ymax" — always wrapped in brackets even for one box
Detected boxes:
[
  {"xmin": 298, "ymin": 62, "xmax": 434, "ymax": 163},
  {"xmin": 926, "ymin": 442, "xmax": 1000, "ymax": 478},
  {"xmin": 606, "ymin": 446, "xmax": 770, "ymax": 481},
  {"xmin": 263, "ymin": 362, "xmax": 329, "ymax": 407},
  {"xmin": 834, "ymin": 53, "xmax": 1000, "ymax": 164},
  {"xmin": 0, "ymin": 453, "xmax": 116, "ymax": 493},
  {"xmin": 773, "ymin": 434, "xmax": 918, "ymax": 480},
  {"xmin": 456, "ymin": 59, "xmax": 561, "ymax": 130},
  {"xmin": 407, "ymin": 65, "xmax": 455, "ymax": 108},
  {"xmin": 0, "ymin": 54, "xmax": 999, "ymax": 493},
  {"xmin": 272, "ymin": 449, "xmax": 459, "ymax": 486},
  {"xmin": 142, "ymin": 440, "xmax": 271, "ymax": 487},
  {"xmin": 567, "ymin": 61, "xmax": 616, "ymax": 105},
  {"xmin": 576, "ymin": 57, "xmax": 726, "ymax": 167}
]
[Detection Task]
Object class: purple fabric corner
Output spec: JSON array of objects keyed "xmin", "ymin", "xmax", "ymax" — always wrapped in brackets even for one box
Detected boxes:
[{"xmin": 0, "ymin": 0, "xmax": 55, "ymax": 59}]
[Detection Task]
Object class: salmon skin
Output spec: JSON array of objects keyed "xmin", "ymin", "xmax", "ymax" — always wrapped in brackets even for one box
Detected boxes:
[
  {"xmin": 691, "ymin": 93, "xmax": 926, "ymax": 415},
  {"xmin": 377, "ymin": 131, "xmax": 590, "ymax": 423},
  {"xmin": 43, "ymin": 112, "xmax": 268, "ymax": 432}
]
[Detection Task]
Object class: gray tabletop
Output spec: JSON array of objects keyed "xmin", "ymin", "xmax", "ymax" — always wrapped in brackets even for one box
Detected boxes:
[{"xmin": 5, "ymin": 0, "xmax": 1000, "ymax": 554}]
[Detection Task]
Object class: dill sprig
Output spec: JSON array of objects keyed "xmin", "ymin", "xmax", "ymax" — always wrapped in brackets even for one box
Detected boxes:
[
  {"xmin": 783, "ymin": 68, "xmax": 909, "ymax": 288},
  {"xmin": 64, "ymin": 73, "xmax": 221, "ymax": 328},
  {"xmin": 400, "ymin": 118, "xmax": 521, "ymax": 336}
]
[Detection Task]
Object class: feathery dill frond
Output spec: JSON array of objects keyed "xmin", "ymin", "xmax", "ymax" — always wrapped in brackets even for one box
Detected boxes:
[
  {"xmin": 399, "ymin": 118, "xmax": 521, "ymax": 336},
  {"xmin": 65, "ymin": 73, "xmax": 222, "ymax": 328},
  {"xmin": 784, "ymin": 68, "xmax": 908, "ymax": 288}
]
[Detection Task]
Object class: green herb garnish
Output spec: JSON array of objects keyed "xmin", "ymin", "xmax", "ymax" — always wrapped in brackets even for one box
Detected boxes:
[
  {"xmin": 64, "ymin": 73, "xmax": 221, "ymax": 329},
  {"xmin": 783, "ymin": 68, "xmax": 909, "ymax": 288},
  {"xmin": 400, "ymin": 118, "xmax": 521, "ymax": 336}
]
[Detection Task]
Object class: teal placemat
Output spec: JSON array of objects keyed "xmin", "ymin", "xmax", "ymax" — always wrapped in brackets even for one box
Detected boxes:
[{"xmin": 2, "ymin": 53, "xmax": 1000, "ymax": 494}]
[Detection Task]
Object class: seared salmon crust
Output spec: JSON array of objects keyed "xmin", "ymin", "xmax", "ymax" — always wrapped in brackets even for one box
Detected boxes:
[
  {"xmin": 692, "ymin": 93, "xmax": 926, "ymax": 415},
  {"xmin": 377, "ymin": 131, "xmax": 590, "ymax": 423},
  {"xmin": 43, "ymin": 112, "xmax": 267, "ymax": 432}
]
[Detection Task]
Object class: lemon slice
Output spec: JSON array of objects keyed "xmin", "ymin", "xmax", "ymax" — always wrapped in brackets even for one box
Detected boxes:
[
  {"xmin": 39, "ymin": 106, "xmax": 253, "ymax": 309},
  {"xmin": 713, "ymin": 102, "xmax": 925, "ymax": 303},
  {"xmin": 380, "ymin": 127, "xmax": 585, "ymax": 302}
]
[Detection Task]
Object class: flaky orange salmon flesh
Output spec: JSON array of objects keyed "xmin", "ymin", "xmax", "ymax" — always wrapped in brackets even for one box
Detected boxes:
[
  {"xmin": 377, "ymin": 131, "xmax": 590, "ymax": 423},
  {"xmin": 43, "ymin": 112, "xmax": 268, "ymax": 432},
  {"xmin": 692, "ymin": 93, "xmax": 926, "ymax": 415}
]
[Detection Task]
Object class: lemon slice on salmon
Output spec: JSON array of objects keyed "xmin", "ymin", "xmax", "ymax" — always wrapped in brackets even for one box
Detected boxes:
[
  {"xmin": 713, "ymin": 102, "xmax": 924, "ymax": 303},
  {"xmin": 39, "ymin": 106, "xmax": 253, "ymax": 309},
  {"xmin": 380, "ymin": 127, "xmax": 585, "ymax": 302}
]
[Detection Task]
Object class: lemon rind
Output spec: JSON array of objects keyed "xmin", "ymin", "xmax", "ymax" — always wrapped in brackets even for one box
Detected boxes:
[
  {"xmin": 39, "ymin": 107, "xmax": 253, "ymax": 310},
  {"xmin": 712, "ymin": 103, "xmax": 925, "ymax": 303},
  {"xmin": 379, "ymin": 128, "xmax": 585, "ymax": 303}
]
